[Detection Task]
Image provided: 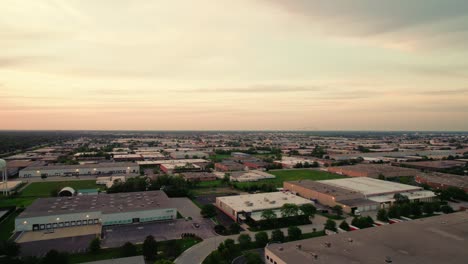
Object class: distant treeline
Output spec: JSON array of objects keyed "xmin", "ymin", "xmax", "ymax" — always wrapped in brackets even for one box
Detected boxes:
[{"xmin": 0, "ymin": 131, "xmax": 82, "ymax": 155}]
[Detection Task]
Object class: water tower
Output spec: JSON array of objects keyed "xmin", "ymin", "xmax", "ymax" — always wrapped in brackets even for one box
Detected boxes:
[{"xmin": 0, "ymin": 159, "xmax": 7, "ymax": 195}]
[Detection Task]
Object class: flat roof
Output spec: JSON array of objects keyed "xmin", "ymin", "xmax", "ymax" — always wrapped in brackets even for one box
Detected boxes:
[
  {"xmin": 401, "ymin": 160, "xmax": 466, "ymax": 169},
  {"xmin": 328, "ymin": 164, "xmax": 418, "ymax": 176},
  {"xmin": 267, "ymin": 211, "xmax": 468, "ymax": 264},
  {"xmin": 18, "ymin": 190, "xmax": 174, "ymax": 218},
  {"xmin": 216, "ymin": 192, "xmax": 312, "ymax": 213},
  {"xmin": 137, "ymin": 159, "xmax": 208, "ymax": 165},
  {"xmin": 286, "ymin": 180, "xmax": 364, "ymax": 200},
  {"xmin": 22, "ymin": 162, "xmax": 138, "ymax": 171},
  {"xmin": 417, "ymin": 172, "xmax": 468, "ymax": 189},
  {"xmin": 319, "ymin": 177, "xmax": 421, "ymax": 196}
]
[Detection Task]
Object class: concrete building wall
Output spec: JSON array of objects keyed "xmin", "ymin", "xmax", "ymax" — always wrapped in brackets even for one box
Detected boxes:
[
  {"xmin": 20, "ymin": 165, "xmax": 139, "ymax": 178},
  {"xmin": 16, "ymin": 211, "xmax": 102, "ymax": 232},
  {"xmin": 283, "ymin": 182, "xmax": 350, "ymax": 212},
  {"xmin": 265, "ymin": 248, "xmax": 287, "ymax": 264},
  {"xmin": 101, "ymin": 208, "xmax": 177, "ymax": 225}
]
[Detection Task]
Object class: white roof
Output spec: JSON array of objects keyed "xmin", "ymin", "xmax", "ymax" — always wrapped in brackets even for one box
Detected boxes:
[
  {"xmin": 319, "ymin": 177, "xmax": 421, "ymax": 196},
  {"xmin": 369, "ymin": 190, "xmax": 436, "ymax": 203},
  {"xmin": 216, "ymin": 192, "xmax": 313, "ymax": 213}
]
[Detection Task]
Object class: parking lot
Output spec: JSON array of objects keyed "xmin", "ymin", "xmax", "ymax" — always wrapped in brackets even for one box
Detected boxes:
[
  {"xmin": 102, "ymin": 218, "xmax": 216, "ymax": 248},
  {"xmin": 19, "ymin": 234, "xmax": 95, "ymax": 256}
]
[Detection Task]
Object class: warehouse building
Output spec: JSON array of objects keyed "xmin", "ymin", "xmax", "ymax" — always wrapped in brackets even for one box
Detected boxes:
[
  {"xmin": 19, "ymin": 162, "xmax": 139, "ymax": 178},
  {"xmin": 400, "ymin": 160, "xmax": 467, "ymax": 172},
  {"xmin": 327, "ymin": 164, "xmax": 418, "ymax": 178},
  {"xmin": 284, "ymin": 181, "xmax": 378, "ymax": 214},
  {"xmin": 215, "ymin": 192, "xmax": 313, "ymax": 222},
  {"xmin": 284, "ymin": 177, "xmax": 435, "ymax": 213},
  {"xmin": 320, "ymin": 177, "xmax": 436, "ymax": 207},
  {"xmin": 265, "ymin": 211, "xmax": 468, "ymax": 264},
  {"xmin": 415, "ymin": 172, "xmax": 468, "ymax": 192},
  {"xmin": 15, "ymin": 190, "xmax": 176, "ymax": 232}
]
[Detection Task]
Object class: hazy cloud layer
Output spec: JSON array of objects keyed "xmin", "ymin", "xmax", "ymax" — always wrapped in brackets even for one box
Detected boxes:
[{"xmin": 1, "ymin": 0, "xmax": 467, "ymax": 130}]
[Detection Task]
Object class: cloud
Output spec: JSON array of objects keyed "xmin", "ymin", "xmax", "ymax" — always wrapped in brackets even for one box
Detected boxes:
[
  {"xmin": 181, "ymin": 85, "xmax": 324, "ymax": 93},
  {"xmin": 264, "ymin": 0, "xmax": 468, "ymax": 50}
]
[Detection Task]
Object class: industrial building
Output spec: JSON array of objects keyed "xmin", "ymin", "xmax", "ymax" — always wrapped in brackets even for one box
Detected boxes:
[
  {"xmin": 415, "ymin": 172, "xmax": 468, "ymax": 192},
  {"xmin": 284, "ymin": 177, "xmax": 436, "ymax": 213},
  {"xmin": 215, "ymin": 192, "xmax": 313, "ymax": 222},
  {"xmin": 15, "ymin": 190, "xmax": 177, "ymax": 232},
  {"xmin": 400, "ymin": 160, "xmax": 467, "ymax": 172},
  {"xmin": 19, "ymin": 162, "xmax": 139, "ymax": 178},
  {"xmin": 327, "ymin": 164, "xmax": 418, "ymax": 178},
  {"xmin": 179, "ymin": 172, "xmax": 217, "ymax": 182},
  {"xmin": 265, "ymin": 211, "xmax": 468, "ymax": 264},
  {"xmin": 283, "ymin": 180, "xmax": 378, "ymax": 214},
  {"xmin": 214, "ymin": 161, "xmax": 246, "ymax": 172}
]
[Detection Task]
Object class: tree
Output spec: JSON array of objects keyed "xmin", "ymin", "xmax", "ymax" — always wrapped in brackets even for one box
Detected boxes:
[
  {"xmin": 271, "ymin": 229, "xmax": 285, "ymax": 243},
  {"xmin": 201, "ymin": 204, "xmax": 217, "ymax": 218},
  {"xmin": 388, "ymin": 205, "xmax": 400, "ymax": 218},
  {"xmin": 400, "ymin": 204, "xmax": 411, "ymax": 217},
  {"xmin": 229, "ymin": 223, "xmax": 241, "ymax": 234},
  {"xmin": 280, "ymin": 203, "xmax": 299, "ymax": 218},
  {"xmin": 88, "ymin": 237, "xmax": 101, "ymax": 253},
  {"xmin": 142, "ymin": 235, "xmax": 158, "ymax": 261},
  {"xmin": 441, "ymin": 205, "xmax": 454, "ymax": 214},
  {"xmin": 324, "ymin": 219, "xmax": 337, "ymax": 231},
  {"xmin": 261, "ymin": 209, "xmax": 277, "ymax": 221},
  {"xmin": 339, "ymin": 220, "xmax": 350, "ymax": 231},
  {"xmin": 377, "ymin": 209, "xmax": 388, "ymax": 222},
  {"xmin": 299, "ymin": 204, "xmax": 316, "ymax": 218},
  {"xmin": 410, "ymin": 203, "xmax": 422, "ymax": 217},
  {"xmin": 0, "ymin": 240, "xmax": 20, "ymax": 257},
  {"xmin": 254, "ymin": 231, "xmax": 269, "ymax": 247},
  {"xmin": 394, "ymin": 193, "xmax": 409, "ymax": 204},
  {"xmin": 423, "ymin": 203, "xmax": 434, "ymax": 215},
  {"xmin": 331, "ymin": 205, "xmax": 343, "ymax": 217},
  {"xmin": 42, "ymin": 250, "xmax": 69, "ymax": 264},
  {"xmin": 238, "ymin": 234, "xmax": 252, "ymax": 250},
  {"xmin": 243, "ymin": 252, "xmax": 263, "ymax": 264},
  {"xmin": 121, "ymin": 242, "xmax": 137, "ymax": 257},
  {"xmin": 287, "ymin": 226, "xmax": 302, "ymax": 241},
  {"xmin": 214, "ymin": 224, "xmax": 227, "ymax": 235}
]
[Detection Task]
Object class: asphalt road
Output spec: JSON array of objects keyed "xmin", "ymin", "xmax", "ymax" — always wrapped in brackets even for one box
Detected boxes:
[{"xmin": 175, "ymin": 215, "xmax": 329, "ymax": 264}]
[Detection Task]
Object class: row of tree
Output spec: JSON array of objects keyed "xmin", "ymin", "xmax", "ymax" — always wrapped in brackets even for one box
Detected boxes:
[{"xmin": 204, "ymin": 226, "xmax": 313, "ymax": 264}]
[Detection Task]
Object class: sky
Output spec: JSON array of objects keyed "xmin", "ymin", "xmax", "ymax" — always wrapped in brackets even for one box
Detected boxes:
[{"xmin": 1, "ymin": 0, "xmax": 468, "ymax": 131}]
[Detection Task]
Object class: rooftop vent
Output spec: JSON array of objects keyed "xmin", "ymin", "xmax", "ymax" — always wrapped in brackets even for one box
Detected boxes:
[
  {"xmin": 296, "ymin": 244, "xmax": 302, "ymax": 250},
  {"xmin": 324, "ymin": 242, "xmax": 331, "ymax": 248},
  {"xmin": 385, "ymin": 256, "xmax": 392, "ymax": 263},
  {"xmin": 279, "ymin": 247, "xmax": 283, "ymax": 251}
]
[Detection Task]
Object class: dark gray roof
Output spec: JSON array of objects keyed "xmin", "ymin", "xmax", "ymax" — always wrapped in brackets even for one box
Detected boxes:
[
  {"xmin": 267, "ymin": 212, "xmax": 468, "ymax": 264},
  {"xmin": 18, "ymin": 191, "xmax": 174, "ymax": 218}
]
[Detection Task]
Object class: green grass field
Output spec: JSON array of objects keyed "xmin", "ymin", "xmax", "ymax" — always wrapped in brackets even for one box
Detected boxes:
[
  {"xmin": 0, "ymin": 209, "xmax": 22, "ymax": 240},
  {"xmin": 20, "ymin": 180, "xmax": 101, "ymax": 197},
  {"xmin": 235, "ymin": 169, "xmax": 346, "ymax": 188}
]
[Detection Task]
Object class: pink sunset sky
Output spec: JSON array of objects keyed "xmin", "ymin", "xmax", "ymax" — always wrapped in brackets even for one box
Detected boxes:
[{"xmin": 1, "ymin": 0, "xmax": 468, "ymax": 130}]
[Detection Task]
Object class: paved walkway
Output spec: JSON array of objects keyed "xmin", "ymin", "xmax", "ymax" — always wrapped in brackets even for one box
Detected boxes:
[{"xmin": 175, "ymin": 215, "xmax": 328, "ymax": 264}]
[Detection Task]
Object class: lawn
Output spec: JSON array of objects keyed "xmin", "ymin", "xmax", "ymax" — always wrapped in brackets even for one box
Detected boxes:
[
  {"xmin": 20, "ymin": 180, "xmax": 101, "ymax": 197},
  {"xmin": 209, "ymin": 154, "xmax": 231, "ymax": 162},
  {"xmin": 0, "ymin": 209, "xmax": 22, "ymax": 240},
  {"xmin": 196, "ymin": 180, "xmax": 226, "ymax": 188},
  {"xmin": 0, "ymin": 197, "xmax": 36, "ymax": 208},
  {"xmin": 235, "ymin": 169, "xmax": 346, "ymax": 188}
]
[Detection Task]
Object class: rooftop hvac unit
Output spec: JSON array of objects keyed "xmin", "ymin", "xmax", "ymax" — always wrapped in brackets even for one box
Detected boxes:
[{"xmin": 270, "ymin": 200, "xmax": 276, "ymax": 204}]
